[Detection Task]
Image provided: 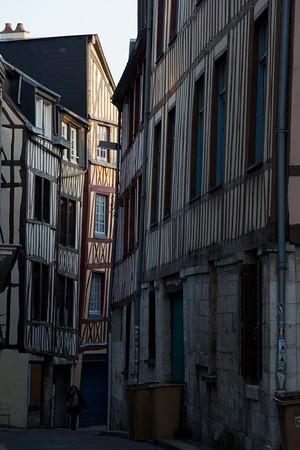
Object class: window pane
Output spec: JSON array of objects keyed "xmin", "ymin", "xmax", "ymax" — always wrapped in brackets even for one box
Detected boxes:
[
  {"xmin": 66, "ymin": 278, "xmax": 73, "ymax": 327},
  {"xmin": 44, "ymin": 101, "xmax": 52, "ymax": 138},
  {"xmin": 67, "ymin": 200, "xmax": 76, "ymax": 247},
  {"xmin": 59, "ymin": 197, "xmax": 68, "ymax": 246},
  {"xmin": 89, "ymin": 273, "xmax": 103, "ymax": 317},
  {"xmin": 70, "ymin": 127, "xmax": 78, "ymax": 161},
  {"xmin": 36, "ymin": 97, "xmax": 43, "ymax": 129},
  {"xmin": 95, "ymin": 195, "xmax": 106, "ymax": 236},
  {"xmin": 43, "ymin": 179, "xmax": 50, "ymax": 223},
  {"xmin": 34, "ymin": 176, "xmax": 42, "ymax": 221}
]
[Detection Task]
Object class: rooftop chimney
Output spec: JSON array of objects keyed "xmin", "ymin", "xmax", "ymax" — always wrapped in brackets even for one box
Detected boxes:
[
  {"xmin": 0, "ymin": 22, "xmax": 30, "ymax": 41},
  {"xmin": 2, "ymin": 23, "xmax": 13, "ymax": 33}
]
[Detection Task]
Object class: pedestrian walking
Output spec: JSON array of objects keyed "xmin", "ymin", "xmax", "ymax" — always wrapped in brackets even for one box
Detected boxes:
[{"xmin": 66, "ymin": 385, "xmax": 86, "ymax": 431}]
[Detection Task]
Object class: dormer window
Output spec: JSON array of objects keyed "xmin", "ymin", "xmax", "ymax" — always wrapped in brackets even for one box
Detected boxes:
[
  {"xmin": 61, "ymin": 122, "xmax": 68, "ymax": 159},
  {"xmin": 60, "ymin": 121, "xmax": 79, "ymax": 163},
  {"xmin": 70, "ymin": 127, "xmax": 78, "ymax": 162},
  {"xmin": 97, "ymin": 125, "xmax": 110, "ymax": 162},
  {"xmin": 36, "ymin": 96, "xmax": 52, "ymax": 138}
]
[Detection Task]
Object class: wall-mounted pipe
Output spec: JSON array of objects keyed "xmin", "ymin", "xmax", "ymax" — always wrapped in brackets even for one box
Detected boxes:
[{"xmin": 276, "ymin": 0, "xmax": 291, "ymax": 391}]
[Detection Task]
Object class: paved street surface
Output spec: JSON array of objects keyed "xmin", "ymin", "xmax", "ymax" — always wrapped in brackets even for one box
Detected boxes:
[{"xmin": 0, "ymin": 429, "xmax": 159, "ymax": 450}]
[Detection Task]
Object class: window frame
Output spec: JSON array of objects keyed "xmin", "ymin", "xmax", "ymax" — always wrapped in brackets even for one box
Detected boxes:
[
  {"xmin": 190, "ymin": 75, "xmax": 205, "ymax": 200},
  {"xmin": 156, "ymin": 0, "xmax": 165, "ymax": 61},
  {"xmin": 35, "ymin": 96, "xmax": 52, "ymax": 139},
  {"xmin": 31, "ymin": 261, "xmax": 49, "ymax": 322},
  {"xmin": 164, "ymin": 106, "xmax": 176, "ymax": 218},
  {"xmin": 97, "ymin": 125, "xmax": 110, "ymax": 162},
  {"xmin": 209, "ymin": 53, "xmax": 227, "ymax": 189},
  {"xmin": 169, "ymin": 0, "xmax": 178, "ymax": 44},
  {"xmin": 34, "ymin": 175, "xmax": 51, "ymax": 224},
  {"xmin": 247, "ymin": 11, "xmax": 268, "ymax": 169},
  {"xmin": 88, "ymin": 272, "xmax": 104, "ymax": 319},
  {"xmin": 150, "ymin": 121, "xmax": 162, "ymax": 226},
  {"xmin": 94, "ymin": 194, "xmax": 107, "ymax": 239},
  {"xmin": 59, "ymin": 197, "xmax": 76, "ymax": 248},
  {"xmin": 57, "ymin": 274, "xmax": 74, "ymax": 328}
]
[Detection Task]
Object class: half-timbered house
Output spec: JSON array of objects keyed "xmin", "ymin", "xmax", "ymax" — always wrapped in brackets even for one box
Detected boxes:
[
  {"xmin": 0, "ymin": 32, "xmax": 118, "ymax": 426},
  {"xmin": 0, "ymin": 59, "xmax": 87, "ymax": 428},
  {"xmin": 111, "ymin": 1, "xmax": 298, "ymax": 449}
]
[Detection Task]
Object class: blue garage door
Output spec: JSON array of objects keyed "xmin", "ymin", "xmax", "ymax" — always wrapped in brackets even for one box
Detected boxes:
[{"xmin": 79, "ymin": 354, "xmax": 107, "ymax": 427}]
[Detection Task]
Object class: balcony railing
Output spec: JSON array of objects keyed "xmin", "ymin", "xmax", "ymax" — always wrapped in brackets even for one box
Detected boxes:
[
  {"xmin": 25, "ymin": 321, "xmax": 78, "ymax": 358},
  {"xmin": 80, "ymin": 318, "xmax": 108, "ymax": 350}
]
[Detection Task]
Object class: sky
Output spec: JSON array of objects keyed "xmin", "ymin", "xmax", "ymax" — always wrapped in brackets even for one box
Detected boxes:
[{"xmin": 0, "ymin": 0, "xmax": 137, "ymax": 83}]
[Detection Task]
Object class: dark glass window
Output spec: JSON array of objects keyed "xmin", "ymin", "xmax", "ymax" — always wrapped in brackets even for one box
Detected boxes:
[
  {"xmin": 210, "ymin": 54, "xmax": 227, "ymax": 188},
  {"xmin": 60, "ymin": 197, "xmax": 76, "ymax": 247},
  {"xmin": 31, "ymin": 262, "xmax": 49, "ymax": 322},
  {"xmin": 190, "ymin": 76, "xmax": 204, "ymax": 199},
  {"xmin": 57, "ymin": 275, "xmax": 74, "ymax": 328},
  {"xmin": 150, "ymin": 122, "xmax": 162, "ymax": 225},
  {"xmin": 164, "ymin": 107, "xmax": 176, "ymax": 217},
  {"xmin": 156, "ymin": 0, "xmax": 165, "ymax": 60},
  {"xmin": 34, "ymin": 176, "xmax": 50, "ymax": 223},
  {"xmin": 248, "ymin": 12, "xmax": 268, "ymax": 167},
  {"xmin": 169, "ymin": 0, "xmax": 178, "ymax": 42}
]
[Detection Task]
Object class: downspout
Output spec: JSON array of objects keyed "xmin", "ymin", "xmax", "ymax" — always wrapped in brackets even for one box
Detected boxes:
[
  {"xmin": 133, "ymin": 0, "xmax": 153, "ymax": 384},
  {"xmin": 106, "ymin": 108, "xmax": 122, "ymax": 430},
  {"xmin": 276, "ymin": 0, "xmax": 291, "ymax": 391}
]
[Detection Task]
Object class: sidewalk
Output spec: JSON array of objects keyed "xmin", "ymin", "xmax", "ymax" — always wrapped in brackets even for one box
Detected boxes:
[
  {"xmin": 101, "ymin": 431, "xmax": 215, "ymax": 450},
  {"xmin": 155, "ymin": 439, "xmax": 214, "ymax": 450}
]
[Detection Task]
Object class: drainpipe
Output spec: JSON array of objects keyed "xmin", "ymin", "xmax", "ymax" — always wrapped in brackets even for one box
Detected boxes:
[
  {"xmin": 106, "ymin": 108, "xmax": 122, "ymax": 430},
  {"xmin": 133, "ymin": 0, "xmax": 153, "ymax": 384},
  {"xmin": 276, "ymin": 0, "xmax": 291, "ymax": 391}
]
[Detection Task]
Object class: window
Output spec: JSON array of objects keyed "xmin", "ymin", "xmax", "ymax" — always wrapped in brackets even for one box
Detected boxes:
[
  {"xmin": 190, "ymin": 76, "xmax": 205, "ymax": 199},
  {"xmin": 60, "ymin": 197, "xmax": 76, "ymax": 247},
  {"xmin": 61, "ymin": 122, "xmax": 68, "ymax": 160},
  {"xmin": 210, "ymin": 53, "xmax": 227, "ymax": 188},
  {"xmin": 169, "ymin": 0, "xmax": 178, "ymax": 42},
  {"xmin": 36, "ymin": 96, "xmax": 52, "ymax": 138},
  {"xmin": 129, "ymin": 185, "xmax": 136, "ymax": 251},
  {"xmin": 150, "ymin": 122, "xmax": 162, "ymax": 225},
  {"xmin": 34, "ymin": 176, "xmax": 50, "ymax": 223},
  {"xmin": 134, "ymin": 75, "xmax": 141, "ymax": 133},
  {"xmin": 57, "ymin": 275, "xmax": 73, "ymax": 328},
  {"xmin": 240, "ymin": 261, "xmax": 262, "ymax": 382},
  {"xmin": 70, "ymin": 127, "xmax": 78, "ymax": 162},
  {"xmin": 88, "ymin": 273, "xmax": 104, "ymax": 318},
  {"xmin": 95, "ymin": 195, "xmax": 107, "ymax": 238},
  {"xmin": 164, "ymin": 107, "xmax": 176, "ymax": 217},
  {"xmin": 148, "ymin": 287, "xmax": 156, "ymax": 364},
  {"xmin": 156, "ymin": 0, "xmax": 165, "ymax": 60},
  {"xmin": 123, "ymin": 185, "xmax": 137, "ymax": 255},
  {"xmin": 248, "ymin": 12, "xmax": 268, "ymax": 167},
  {"xmin": 128, "ymin": 89, "xmax": 134, "ymax": 145},
  {"xmin": 31, "ymin": 262, "xmax": 49, "ymax": 322},
  {"xmin": 97, "ymin": 125, "xmax": 110, "ymax": 162}
]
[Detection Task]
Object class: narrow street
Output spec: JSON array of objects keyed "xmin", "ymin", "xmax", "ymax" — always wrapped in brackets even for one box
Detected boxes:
[{"xmin": 0, "ymin": 429, "xmax": 158, "ymax": 450}]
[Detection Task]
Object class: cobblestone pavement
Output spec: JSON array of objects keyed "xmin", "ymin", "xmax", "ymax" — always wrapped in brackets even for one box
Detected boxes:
[{"xmin": 0, "ymin": 429, "xmax": 159, "ymax": 450}]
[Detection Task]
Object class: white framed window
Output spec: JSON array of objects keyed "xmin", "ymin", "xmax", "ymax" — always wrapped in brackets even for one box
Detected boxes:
[
  {"xmin": 70, "ymin": 127, "xmax": 78, "ymax": 162},
  {"xmin": 36, "ymin": 96, "xmax": 52, "ymax": 138},
  {"xmin": 94, "ymin": 194, "xmax": 106, "ymax": 238},
  {"xmin": 61, "ymin": 121, "xmax": 68, "ymax": 160},
  {"xmin": 88, "ymin": 273, "xmax": 103, "ymax": 318},
  {"xmin": 96, "ymin": 125, "xmax": 110, "ymax": 161}
]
